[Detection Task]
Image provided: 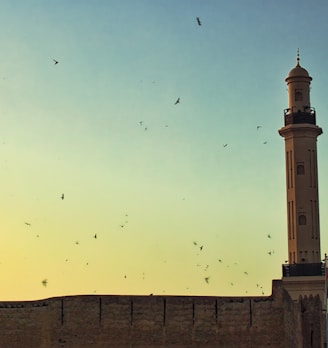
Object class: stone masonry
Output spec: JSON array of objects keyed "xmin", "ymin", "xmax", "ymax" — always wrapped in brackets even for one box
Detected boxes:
[{"xmin": 0, "ymin": 280, "xmax": 324, "ymax": 347}]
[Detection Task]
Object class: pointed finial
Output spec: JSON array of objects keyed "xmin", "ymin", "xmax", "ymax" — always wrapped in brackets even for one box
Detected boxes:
[{"xmin": 296, "ymin": 48, "xmax": 300, "ymax": 66}]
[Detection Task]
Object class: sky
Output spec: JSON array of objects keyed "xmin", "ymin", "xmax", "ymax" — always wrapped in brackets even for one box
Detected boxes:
[{"xmin": 1, "ymin": 0, "xmax": 328, "ymax": 301}]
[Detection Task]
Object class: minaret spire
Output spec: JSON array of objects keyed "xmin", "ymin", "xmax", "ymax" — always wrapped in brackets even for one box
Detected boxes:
[{"xmin": 296, "ymin": 48, "xmax": 300, "ymax": 66}]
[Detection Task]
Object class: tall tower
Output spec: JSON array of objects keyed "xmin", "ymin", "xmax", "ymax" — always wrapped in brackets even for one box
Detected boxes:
[{"xmin": 279, "ymin": 52, "xmax": 324, "ymax": 301}]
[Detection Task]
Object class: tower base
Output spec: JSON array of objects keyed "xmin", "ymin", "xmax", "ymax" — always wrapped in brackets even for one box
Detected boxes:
[{"xmin": 282, "ymin": 275, "xmax": 325, "ymax": 308}]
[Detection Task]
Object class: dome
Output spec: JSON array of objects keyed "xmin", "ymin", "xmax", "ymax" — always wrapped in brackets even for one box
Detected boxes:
[
  {"xmin": 287, "ymin": 64, "xmax": 311, "ymax": 79},
  {"xmin": 285, "ymin": 52, "xmax": 312, "ymax": 82}
]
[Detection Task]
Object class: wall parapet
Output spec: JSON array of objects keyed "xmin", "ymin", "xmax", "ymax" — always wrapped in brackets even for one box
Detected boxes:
[{"xmin": 0, "ymin": 280, "xmax": 323, "ymax": 347}]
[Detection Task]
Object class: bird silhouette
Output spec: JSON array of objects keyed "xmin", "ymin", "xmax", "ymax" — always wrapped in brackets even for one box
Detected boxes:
[
  {"xmin": 25, "ymin": 222, "xmax": 31, "ymax": 226},
  {"xmin": 61, "ymin": 193, "xmax": 64, "ymax": 200},
  {"xmin": 263, "ymin": 141, "xmax": 268, "ymax": 145},
  {"xmin": 204, "ymin": 277, "xmax": 210, "ymax": 284},
  {"xmin": 94, "ymin": 234, "xmax": 97, "ymax": 239},
  {"xmin": 267, "ymin": 234, "xmax": 271, "ymax": 238},
  {"xmin": 196, "ymin": 17, "xmax": 201, "ymax": 26},
  {"xmin": 41, "ymin": 279, "xmax": 48, "ymax": 287},
  {"xmin": 223, "ymin": 144, "xmax": 228, "ymax": 148},
  {"xmin": 257, "ymin": 125, "xmax": 262, "ymax": 130},
  {"xmin": 174, "ymin": 97, "xmax": 180, "ymax": 105},
  {"xmin": 53, "ymin": 59, "xmax": 59, "ymax": 65}
]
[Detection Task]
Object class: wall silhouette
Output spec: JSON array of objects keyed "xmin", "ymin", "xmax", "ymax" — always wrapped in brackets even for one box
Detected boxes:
[{"xmin": 0, "ymin": 280, "xmax": 323, "ymax": 347}]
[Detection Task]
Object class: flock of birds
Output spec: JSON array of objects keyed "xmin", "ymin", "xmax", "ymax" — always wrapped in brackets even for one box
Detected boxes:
[
  {"xmin": 16, "ymin": 16, "xmax": 273, "ymax": 296},
  {"xmin": 191, "ymin": 237, "xmax": 273, "ymax": 295},
  {"xmin": 30, "ymin": 195, "xmax": 273, "ymax": 294}
]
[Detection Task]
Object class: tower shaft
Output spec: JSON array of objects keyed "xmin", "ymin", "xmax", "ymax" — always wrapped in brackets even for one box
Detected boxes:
[{"xmin": 279, "ymin": 124, "xmax": 322, "ymax": 264}]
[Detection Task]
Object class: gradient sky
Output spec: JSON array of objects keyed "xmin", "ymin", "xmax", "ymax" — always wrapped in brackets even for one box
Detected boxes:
[{"xmin": 1, "ymin": 0, "xmax": 328, "ymax": 301}]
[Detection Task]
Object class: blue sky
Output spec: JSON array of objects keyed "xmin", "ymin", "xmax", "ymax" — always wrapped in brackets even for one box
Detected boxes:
[{"xmin": 1, "ymin": 0, "xmax": 328, "ymax": 300}]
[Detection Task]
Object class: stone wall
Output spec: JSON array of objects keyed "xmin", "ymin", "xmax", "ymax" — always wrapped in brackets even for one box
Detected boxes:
[{"xmin": 0, "ymin": 280, "xmax": 323, "ymax": 347}]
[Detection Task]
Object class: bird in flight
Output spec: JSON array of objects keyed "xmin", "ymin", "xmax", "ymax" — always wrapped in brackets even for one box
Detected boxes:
[
  {"xmin": 53, "ymin": 59, "xmax": 59, "ymax": 65},
  {"xmin": 257, "ymin": 125, "xmax": 262, "ymax": 130},
  {"xmin": 61, "ymin": 193, "xmax": 64, "ymax": 200},
  {"xmin": 263, "ymin": 141, "xmax": 268, "ymax": 145},
  {"xmin": 267, "ymin": 234, "xmax": 271, "ymax": 238},
  {"xmin": 174, "ymin": 97, "xmax": 180, "ymax": 105},
  {"xmin": 41, "ymin": 279, "xmax": 48, "ymax": 287},
  {"xmin": 25, "ymin": 222, "xmax": 31, "ymax": 226},
  {"xmin": 94, "ymin": 234, "xmax": 97, "ymax": 239},
  {"xmin": 223, "ymin": 144, "xmax": 228, "ymax": 148},
  {"xmin": 196, "ymin": 17, "xmax": 201, "ymax": 26},
  {"xmin": 204, "ymin": 277, "xmax": 209, "ymax": 284}
]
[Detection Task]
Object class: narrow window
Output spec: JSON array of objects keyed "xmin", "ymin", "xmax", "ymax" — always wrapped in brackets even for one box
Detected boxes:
[
  {"xmin": 297, "ymin": 164, "xmax": 305, "ymax": 175},
  {"xmin": 295, "ymin": 89, "xmax": 303, "ymax": 101},
  {"xmin": 288, "ymin": 201, "xmax": 291, "ymax": 240},
  {"xmin": 299, "ymin": 214, "xmax": 306, "ymax": 225}
]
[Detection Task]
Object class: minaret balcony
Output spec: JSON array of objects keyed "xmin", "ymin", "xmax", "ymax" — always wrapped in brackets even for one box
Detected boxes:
[
  {"xmin": 284, "ymin": 108, "xmax": 316, "ymax": 126},
  {"xmin": 282, "ymin": 262, "xmax": 324, "ymax": 277}
]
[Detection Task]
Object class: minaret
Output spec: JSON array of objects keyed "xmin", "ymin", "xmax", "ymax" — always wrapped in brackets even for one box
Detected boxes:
[{"xmin": 279, "ymin": 52, "xmax": 324, "ymax": 301}]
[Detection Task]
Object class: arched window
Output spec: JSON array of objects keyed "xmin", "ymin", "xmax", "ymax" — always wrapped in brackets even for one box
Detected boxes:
[
  {"xmin": 297, "ymin": 164, "xmax": 305, "ymax": 175},
  {"xmin": 298, "ymin": 214, "xmax": 306, "ymax": 225}
]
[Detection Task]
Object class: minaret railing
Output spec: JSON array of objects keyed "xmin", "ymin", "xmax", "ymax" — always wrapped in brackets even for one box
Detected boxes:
[
  {"xmin": 282, "ymin": 262, "xmax": 324, "ymax": 277},
  {"xmin": 283, "ymin": 107, "xmax": 316, "ymax": 126}
]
